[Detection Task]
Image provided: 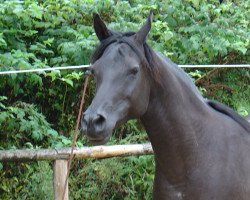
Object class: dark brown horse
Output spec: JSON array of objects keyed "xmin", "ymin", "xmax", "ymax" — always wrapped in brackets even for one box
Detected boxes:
[{"xmin": 81, "ymin": 12, "xmax": 250, "ymax": 200}]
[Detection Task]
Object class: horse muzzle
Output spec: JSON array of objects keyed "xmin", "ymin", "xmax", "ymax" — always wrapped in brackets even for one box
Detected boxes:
[{"xmin": 81, "ymin": 112, "xmax": 111, "ymax": 145}]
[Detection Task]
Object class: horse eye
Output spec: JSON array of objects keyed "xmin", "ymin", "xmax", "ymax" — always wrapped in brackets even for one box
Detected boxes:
[{"xmin": 129, "ymin": 67, "xmax": 139, "ymax": 75}]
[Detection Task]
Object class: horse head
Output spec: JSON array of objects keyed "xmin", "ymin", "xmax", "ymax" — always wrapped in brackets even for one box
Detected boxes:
[{"xmin": 81, "ymin": 12, "xmax": 153, "ymax": 144}]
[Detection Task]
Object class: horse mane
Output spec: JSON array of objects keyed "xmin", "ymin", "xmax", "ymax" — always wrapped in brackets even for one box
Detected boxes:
[
  {"xmin": 207, "ymin": 100, "xmax": 250, "ymax": 133},
  {"xmin": 91, "ymin": 31, "xmax": 157, "ymax": 74}
]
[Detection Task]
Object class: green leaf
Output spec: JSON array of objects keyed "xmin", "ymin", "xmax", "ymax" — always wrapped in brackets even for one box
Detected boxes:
[
  {"xmin": 32, "ymin": 130, "xmax": 42, "ymax": 141},
  {"xmin": 24, "ymin": 142, "xmax": 34, "ymax": 149},
  {"xmin": 236, "ymin": 47, "xmax": 247, "ymax": 54},
  {"xmin": 62, "ymin": 138, "xmax": 71, "ymax": 145},
  {"xmin": 0, "ymin": 34, "xmax": 7, "ymax": 47},
  {"xmin": 0, "ymin": 102, "xmax": 6, "ymax": 109},
  {"xmin": 61, "ymin": 78, "xmax": 73, "ymax": 87},
  {"xmin": 0, "ymin": 96, "xmax": 8, "ymax": 101},
  {"xmin": 47, "ymin": 129, "xmax": 58, "ymax": 137},
  {"xmin": 20, "ymin": 121, "xmax": 31, "ymax": 132},
  {"xmin": 66, "ymin": 72, "xmax": 83, "ymax": 80},
  {"xmin": 28, "ymin": 4, "xmax": 43, "ymax": 20},
  {"xmin": 43, "ymin": 38, "xmax": 54, "ymax": 46},
  {"xmin": 238, "ymin": 107, "xmax": 248, "ymax": 117},
  {"xmin": 16, "ymin": 110, "xmax": 25, "ymax": 119},
  {"xmin": 191, "ymin": 0, "xmax": 200, "ymax": 8},
  {"xmin": 0, "ymin": 112, "xmax": 9, "ymax": 123},
  {"xmin": 47, "ymin": 70, "xmax": 61, "ymax": 81},
  {"xmin": 163, "ymin": 31, "xmax": 173, "ymax": 41}
]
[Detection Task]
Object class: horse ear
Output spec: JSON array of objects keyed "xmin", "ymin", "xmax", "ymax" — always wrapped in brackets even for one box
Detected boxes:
[
  {"xmin": 135, "ymin": 11, "xmax": 153, "ymax": 44},
  {"xmin": 93, "ymin": 13, "xmax": 111, "ymax": 41}
]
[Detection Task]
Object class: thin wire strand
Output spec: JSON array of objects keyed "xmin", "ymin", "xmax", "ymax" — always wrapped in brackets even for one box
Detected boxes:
[
  {"xmin": 0, "ymin": 65, "xmax": 90, "ymax": 75},
  {"xmin": 179, "ymin": 64, "xmax": 250, "ymax": 68},
  {"xmin": 0, "ymin": 64, "xmax": 249, "ymax": 75}
]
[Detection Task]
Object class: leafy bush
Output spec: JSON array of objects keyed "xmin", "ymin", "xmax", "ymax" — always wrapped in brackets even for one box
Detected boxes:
[
  {"xmin": 0, "ymin": 96, "xmax": 74, "ymax": 149},
  {"xmin": 0, "ymin": 161, "xmax": 53, "ymax": 200}
]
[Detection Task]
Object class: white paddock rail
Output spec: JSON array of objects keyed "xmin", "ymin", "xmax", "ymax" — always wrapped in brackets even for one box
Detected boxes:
[{"xmin": 0, "ymin": 64, "xmax": 249, "ymax": 75}]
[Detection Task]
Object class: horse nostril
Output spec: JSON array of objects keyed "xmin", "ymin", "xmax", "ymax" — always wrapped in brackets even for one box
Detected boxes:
[
  {"xmin": 82, "ymin": 113, "xmax": 106, "ymax": 133},
  {"xmin": 92, "ymin": 114, "xmax": 106, "ymax": 128}
]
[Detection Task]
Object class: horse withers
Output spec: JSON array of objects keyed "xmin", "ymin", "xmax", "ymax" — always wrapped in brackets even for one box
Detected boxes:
[{"xmin": 81, "ymin": 12, "xmax": 250, "ymax": 200}]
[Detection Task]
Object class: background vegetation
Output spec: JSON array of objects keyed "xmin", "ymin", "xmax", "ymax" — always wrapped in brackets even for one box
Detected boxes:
[{"xmin": 0, "ymin": 0, "xmax": 249, "ymax": 199}]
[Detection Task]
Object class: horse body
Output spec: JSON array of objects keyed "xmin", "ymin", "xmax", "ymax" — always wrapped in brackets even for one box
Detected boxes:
[
  {"xmin": 141, "ymin": 53, "xmax": 250, "ymax": 199},
  {"xmin": 81, "ymin": 12, "xmax": 250, "ymax": 199}
]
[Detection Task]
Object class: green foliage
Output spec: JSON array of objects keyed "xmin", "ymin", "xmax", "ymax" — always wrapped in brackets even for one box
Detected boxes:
[
  {"xmin": 205, "ymin": 68, "xmax": 249, "ymax": 116},
  {"xmin": 81, "ymin": 155, "xmax": 154, "ymax": 200},
  {"xmin": 0, "ymin": 0, "xmax": 249, "ymax": 199},
  {"xmin": 0, "ymin": 161, "xmax": 53, "ymax": 200},
  {"xmin": 70, "ymin": 147, "xmax": 154, "ymax": 199},
  {"xmin": 108, "ymin": 0, "xmax": 249, "ymax": 64},
  {"xmin": 0, "ymin": 97, "xmax": 75, "ymax": 149}
]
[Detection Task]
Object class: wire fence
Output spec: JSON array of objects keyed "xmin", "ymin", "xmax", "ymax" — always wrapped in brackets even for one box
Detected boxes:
[{"xmin": 0, "ymin": 64, "xmax": 249, "ymax": 75}]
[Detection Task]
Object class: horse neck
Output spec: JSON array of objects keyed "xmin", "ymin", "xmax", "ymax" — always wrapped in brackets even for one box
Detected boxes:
[{"xmin": 141, "ymin": 56, "xmax": 211, "ymax": 184}]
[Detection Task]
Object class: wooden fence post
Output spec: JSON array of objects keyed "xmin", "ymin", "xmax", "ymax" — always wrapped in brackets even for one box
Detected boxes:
[{"xmin": 53, "ymin": 160, "xmax": 68, "ymax": 200}]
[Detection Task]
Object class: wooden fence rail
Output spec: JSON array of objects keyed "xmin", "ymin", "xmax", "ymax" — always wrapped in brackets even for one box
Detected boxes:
[
  {"xmin": 0, "ymin": 143, "xmax": 153, "ymax": 200},
  {"xmin": 0, "ymin": 143, "xmax": 153, "ymax": 161}
]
